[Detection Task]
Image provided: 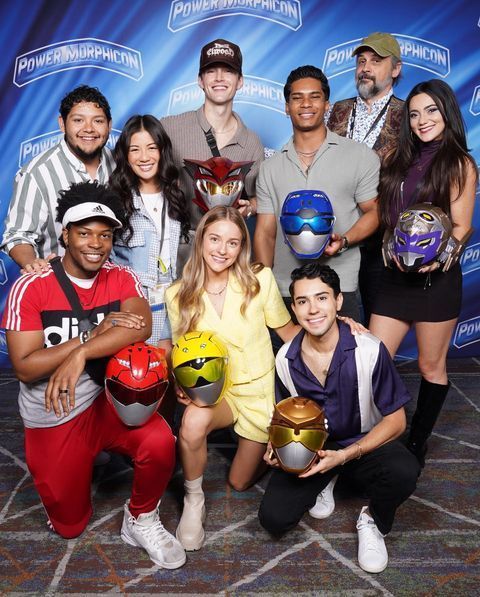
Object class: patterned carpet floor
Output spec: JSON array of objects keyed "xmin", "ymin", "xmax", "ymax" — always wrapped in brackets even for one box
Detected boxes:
[{"xmin": 1, "ymin": 362, "xmax": 479, "ymax": 596}]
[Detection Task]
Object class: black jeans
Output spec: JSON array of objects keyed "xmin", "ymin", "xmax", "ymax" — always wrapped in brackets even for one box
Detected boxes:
[{"xmin": 258, "ymin": 439, "xmax": 419, "ymax": 536}]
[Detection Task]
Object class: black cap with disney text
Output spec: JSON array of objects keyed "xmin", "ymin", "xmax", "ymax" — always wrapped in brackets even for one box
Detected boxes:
[{"xmin": 199, "ymin": 39, "xmax": 243, "ymax": 75}]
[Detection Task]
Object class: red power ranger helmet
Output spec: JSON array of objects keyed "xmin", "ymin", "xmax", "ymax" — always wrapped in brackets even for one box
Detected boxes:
[
  {"xmin": 184, "ymin": 156, "xmax": 254, "ymax": 212},
  {"xmin": 105, "ymin": 342, "xmax": 169, "ymax": 427}
]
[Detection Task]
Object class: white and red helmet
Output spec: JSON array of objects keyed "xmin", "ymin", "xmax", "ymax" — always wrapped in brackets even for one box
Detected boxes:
[{"xmin": 105, "ymin": 342, "xmax": 169, "ymax": 426}]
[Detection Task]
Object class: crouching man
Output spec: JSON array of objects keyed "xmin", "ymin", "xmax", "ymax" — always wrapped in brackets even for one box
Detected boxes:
[
  {"xmin": 258, "ymin": 263, "xmax": 419, "ymax": 573},
  {"xmin": 2, "ymin": 182, "xmax": 185, "ymax": 569}
]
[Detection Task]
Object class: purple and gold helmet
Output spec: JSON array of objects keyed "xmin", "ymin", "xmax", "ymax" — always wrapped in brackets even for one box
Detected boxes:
[
  {"xmin": 393, "ymin": 203, "xmax": 452, "ymax": 271},
  {"xmin": 280, "ymin": 190, "xmax": 335, "ymax": 259},
  {"xmin": 269, "ymin": 397, "xmax": 328, "ymax": 474}
]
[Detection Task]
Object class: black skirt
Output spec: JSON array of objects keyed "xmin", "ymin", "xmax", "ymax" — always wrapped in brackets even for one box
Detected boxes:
[{"xmin": 371, "ymin": 263, "xmax": 462, "ymax": 322}]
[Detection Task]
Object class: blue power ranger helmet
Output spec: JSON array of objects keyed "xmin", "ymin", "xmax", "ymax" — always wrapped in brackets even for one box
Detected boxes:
[{"xmin": 280, "ymin": 190, "xmax": 335, "ymax": 259}]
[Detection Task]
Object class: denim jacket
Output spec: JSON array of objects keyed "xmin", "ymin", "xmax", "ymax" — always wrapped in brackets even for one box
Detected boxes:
[
  {"xmin": 112, "ymin": 192, "xmax": 180, "ymax": 289},
  {"xmin": 112, "ymin": 193, "xmax": 181, "ymax": 342}
]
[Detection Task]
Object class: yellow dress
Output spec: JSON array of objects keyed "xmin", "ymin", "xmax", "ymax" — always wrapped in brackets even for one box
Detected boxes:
[{"xmin": 166, "ymin": 267, "xmax": 290, "ymax": 442}]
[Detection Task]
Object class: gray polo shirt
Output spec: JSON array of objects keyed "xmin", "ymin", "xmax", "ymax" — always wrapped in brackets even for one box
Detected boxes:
[
  {"xmin": 161, "ymin": 107, "xmax": 264, "ymax": 228},
  {"xmin": 256, "ymin": 129, "xmax": 380, "ymax": 295}
]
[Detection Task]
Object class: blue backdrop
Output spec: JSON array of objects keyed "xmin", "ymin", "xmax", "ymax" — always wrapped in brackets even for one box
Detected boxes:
[{"xmin": 1, "ymin": 0, "xmax": 479, "ymax": 365}]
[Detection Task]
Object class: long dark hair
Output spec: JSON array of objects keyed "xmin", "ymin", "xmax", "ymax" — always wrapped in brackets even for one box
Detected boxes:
[
  {"xmin": 379, "ymin": 79, "xmax": 477, "ymax": 229},
  {"xmin": 110, "ymin": 114, "xmax": 190, "ymax": 242}
]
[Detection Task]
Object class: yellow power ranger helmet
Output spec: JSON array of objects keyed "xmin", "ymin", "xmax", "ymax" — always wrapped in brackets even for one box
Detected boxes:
[
  {"xmin": 269, "ymin": 397, "xmax": 328, "ymax": 474},
  {"xmin": 172, "ymin": 331, "xmax": 229, "ymax": 407}
]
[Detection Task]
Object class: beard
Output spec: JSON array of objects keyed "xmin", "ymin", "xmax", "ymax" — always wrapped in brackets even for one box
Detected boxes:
[
  {"xmin": 356, "ymin": 74, "xmax": 393, "ymax": 101},
  {"xmin": 65, "ymin": 137, "xmax": 105, "ymax": 162},
  {"xmin": 356, "ymin": 76, "xmax": 381, "ymax": 101}
]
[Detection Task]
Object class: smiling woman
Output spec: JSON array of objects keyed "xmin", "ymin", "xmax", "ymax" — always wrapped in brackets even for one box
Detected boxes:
[
  {"xmin": 109, "ymin": 115, "xmax": 190, "ymax": 349},
  {"xmin": 370, "ymin": 79, "xmax": 478, "ymax": 467},
  {"xmin": 165, "ymin": 205, "xmax": 298, "ymax": 552}
]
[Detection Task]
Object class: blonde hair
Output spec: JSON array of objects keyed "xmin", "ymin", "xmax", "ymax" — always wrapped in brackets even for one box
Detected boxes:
[{"xmin": 174, "ymin": 206, "xmax": 263, "ymax": 336}]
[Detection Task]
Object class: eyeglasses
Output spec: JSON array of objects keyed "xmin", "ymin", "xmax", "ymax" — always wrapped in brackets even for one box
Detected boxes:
[
  {"xmin": 269, "ymin": 424, "xmax": 328, "ymax": 453},
  {"xmin": 106, "ymin": 379, "xmax": 168, "ymax": 406},
  {"xmin": 174, "ymin": 356, "xmax": 227, "ymax": 388},
  {"xmin": 280, "ymin": 214, "xmax": 335, "ymax": 235}
]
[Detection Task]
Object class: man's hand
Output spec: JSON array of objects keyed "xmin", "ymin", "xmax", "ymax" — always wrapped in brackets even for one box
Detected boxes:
[
  {"xmin": 237, "ymin": 197, "xmax": 257, "ymax": 218},
  {"xmin": 20, "ymin": 253, "xmax": 56, "ymax": 274},
  {"xmin": 45, "ymin": 347, "xmax": 86, "ymax": 417},
  {"xmin": 323, "ymin": 234, "xmax": 344, "ymax": 256},
  {"xmin": 263, "ymin": 441, "xmax": 280, "ymax": 468},
  {"xmin": 91, "ymin": 311, "xmax": 146, "ymax": 338},
  {"xmin": 299, "ymin": 449, "xmax": 344, "ymax": 477},
  {"xmin": 337, "ymin": 315, "xmax": 368, "ymax": 335}
]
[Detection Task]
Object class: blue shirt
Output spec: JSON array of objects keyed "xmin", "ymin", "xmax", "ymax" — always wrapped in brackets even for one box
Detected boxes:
[{"xmin": 275, "ymin": 322, "xmax": 410, "ymax": 446}]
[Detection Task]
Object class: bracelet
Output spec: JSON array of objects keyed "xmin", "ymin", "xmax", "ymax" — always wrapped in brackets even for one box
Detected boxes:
[
  {"xmin": 339, "ymin": 449, "xmax": 347, "ymax": 466},
  {"xmin": 79, "ymin": 330, "xmax": 92, "ymax": 344},
  {"xmin": 337, "ymin": 235, "xmax": 350, "ymax": 254},
  {"xmin": 355, "ymin": 442, "xmax": 363, "ymax": 459}
]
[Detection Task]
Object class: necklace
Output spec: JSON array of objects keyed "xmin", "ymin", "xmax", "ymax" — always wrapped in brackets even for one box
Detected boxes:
[
  {"xmin": 295, "ymin": 147, "xmax": 320, "ymax": 156},
  {"xmin": 205, "ymin": 282, "xmax": 228, "ymax": 296},
  {"xmin": 298, "ymin": 154, "xmax": 313, "ymax": 172}
]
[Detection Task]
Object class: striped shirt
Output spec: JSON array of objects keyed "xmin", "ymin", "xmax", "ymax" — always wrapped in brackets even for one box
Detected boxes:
[{"xmin": 1, "ymin": 139, "xmax": 115, "ymax": 259}]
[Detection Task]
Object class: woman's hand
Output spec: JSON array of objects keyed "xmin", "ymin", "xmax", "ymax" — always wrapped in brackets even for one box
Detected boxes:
[
  {"xmin": 174, "ymin": 380, "xmax": 192, "ymax": 406},
  {"xmin": 418, "ymin": 260, "xmax": 442, "ymax": 274}
]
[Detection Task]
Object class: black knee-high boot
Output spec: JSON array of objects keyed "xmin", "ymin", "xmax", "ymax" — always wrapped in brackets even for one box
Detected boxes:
[{"xmin": 407, "ymin": 377, "xmax": 450, "ymax": 467}]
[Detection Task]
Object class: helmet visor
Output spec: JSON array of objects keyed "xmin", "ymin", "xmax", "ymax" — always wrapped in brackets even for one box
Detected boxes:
[
  {"xmin": 280, "ymin": 214, "xmax": 335, "ymax": 235},
  {"xmin": 269, "ymin": 424, "xmax": 328, "ymax": 453},
  {"xmin": 174, "ymin": 356, "xmax": 227, "ymax": 388},
  {"xmin": 105, "ymin": 378, "xmax": 168, "ymax": 406}
]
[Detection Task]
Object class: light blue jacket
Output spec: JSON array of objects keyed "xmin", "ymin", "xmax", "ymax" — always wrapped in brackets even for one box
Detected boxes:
[{"xmin": 112, "ymin": 192, "xmax": 181, "ymax": 342}]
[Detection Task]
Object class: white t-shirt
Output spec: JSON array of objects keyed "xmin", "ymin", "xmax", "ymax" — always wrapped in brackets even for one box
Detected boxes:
[{"xmin": 141, "ymin": 192, "xmax": 171, "ymax": 269}]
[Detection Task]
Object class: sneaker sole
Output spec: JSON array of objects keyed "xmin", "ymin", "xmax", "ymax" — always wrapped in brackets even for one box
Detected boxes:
[
  {"xmin": 175, "ymin": 506, "xmax": 206, "ymax": 551},
  {"xmin": 121, "ymin": 529, "xmax": 187, "ymax": 569},
  {"xmin": 358, "ymin": 559, "xmax": 388, "ymax": 574},
  {"xmin": 175, "ymin": 528, "xmax": 205, "ymax": 551}
]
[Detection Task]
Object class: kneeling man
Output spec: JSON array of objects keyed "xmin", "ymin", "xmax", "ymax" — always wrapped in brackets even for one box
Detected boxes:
[
  {"xmin": 2, "ymin": 182, "xmax": 185, "ymax": 569},
  {"xmin": 258, "ymin": 262, "xmax": 419, "ymax": 573}
]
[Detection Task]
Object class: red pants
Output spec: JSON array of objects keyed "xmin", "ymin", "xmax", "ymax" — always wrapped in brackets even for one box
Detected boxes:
[{"xmin": 24, "ymin": 392, "xmax": 176, "ymax": 539}]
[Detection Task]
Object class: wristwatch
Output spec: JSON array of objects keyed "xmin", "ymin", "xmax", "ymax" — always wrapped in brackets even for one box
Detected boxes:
[{"xmin": 337, "ymin": 235, "xmax": 349, "ymax": 254}]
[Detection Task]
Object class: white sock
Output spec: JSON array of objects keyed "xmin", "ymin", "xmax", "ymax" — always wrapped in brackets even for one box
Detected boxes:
[{"xmin": 184, "ymin": 476, "xmax": 204, "ymax": 504}]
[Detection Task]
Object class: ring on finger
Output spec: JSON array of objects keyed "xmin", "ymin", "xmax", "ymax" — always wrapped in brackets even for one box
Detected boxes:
[
  {"xmin": 58, "ymin": 389, "xmax": 69, "ymax": 394},
  {"xmin": 111, "ymin": 319, "xmax": 117, "ymax": 327}
]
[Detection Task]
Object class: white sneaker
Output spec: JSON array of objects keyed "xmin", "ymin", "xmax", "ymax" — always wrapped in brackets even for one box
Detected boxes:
[
  {"xmin": 356, "ymin": 506, "xmax": 388, "ymax": 573},
  {"xmin": 176, "ymin": 494, "xmax": 206, "ymax": 551},
  {"xmin": 121, "ymin": 502, "xmax": 186, "ymax": 569},
  {"xmin": 308, "ymin": 475, "xmax": 338, "ymax": 519}
]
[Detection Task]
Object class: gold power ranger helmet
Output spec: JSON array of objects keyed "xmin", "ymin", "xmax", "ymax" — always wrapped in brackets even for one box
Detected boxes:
[
  {"xmin": 269, "ymin": 397, "xmax": 328, "ymax": 474},
  {"xmin": 172, "ymin": 331, "xmax": 229, "ymax": 407}
]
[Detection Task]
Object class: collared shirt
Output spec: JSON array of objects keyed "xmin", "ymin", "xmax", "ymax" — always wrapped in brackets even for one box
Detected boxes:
[
  {"xmin": 275, "ymin": 322, "xmax": 410, "ymax": 446},
  {"xmin": 1, "ymin": 139, "xmax": 114, "ymax": 259},
  {"xmin": 161, "ymin": 107, "xmax": 264, "ymax": 228},
  {"xmin": 256, "ymin": 129, "xmax": 380, "ymax": 295},
  {"xmin": 349, "ymin": 90, "xmax": 394, "ymax": 148}
]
